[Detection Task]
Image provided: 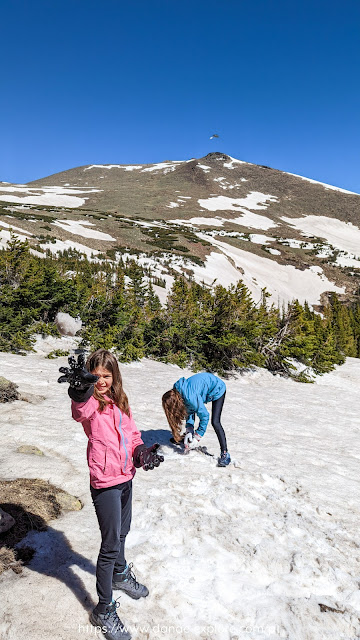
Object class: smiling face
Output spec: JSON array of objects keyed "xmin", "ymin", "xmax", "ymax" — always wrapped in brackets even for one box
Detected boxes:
[{"xmin": 92, "ymin": 366, "xmax": 113, "ymax": 395}]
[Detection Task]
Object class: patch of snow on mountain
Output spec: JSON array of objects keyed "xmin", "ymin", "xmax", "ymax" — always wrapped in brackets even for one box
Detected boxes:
[
  {"xmin": 267, "ymin": 247, "xmax": 281, "ymax": 255},
  {"xmin": 223, "ymin": 156, "xmax": 248, "ymax": 168},
  {"xmin": 213, "ymin": 177, "xmax": 248, "ymax": 190},
  {"xmin": 335, "ymin": 255, "xmax": 360, "ymax": 268},
  {"xmin": 279, "ymin": 238, "xmax": 316, "ymax": 250},
  {"xmin": 183, "ymin": 252, "xmax": 241, "ymax": 287},
  {"xmin": 198, "ymin": 233, "xmax": 344, "ymax": 307},
  {"xmin": 199, "ymin": 192, "xmax": 278, "ymax": 212},
  {"xmin": 40, "ymin": 238, "xmax": 101, "ymax": 259},
  {"xmin": 172, "ymin": 217, "xmax": 224, "ymax": 227},
  {"xmin": 249, "ymin": 234, "xmax": 272, "ymax": 245},
  {"xmin": 0, "ymin": 185, "xmax": 101, "ymax": 208},
  {"xmin": 283, "ymin": 215, "xmax": 360, "ymax": 258},
  {"xmin": 287, "ymin": 172, "xmax": 359, "ymax": 195},
  {"xmin": 131, "ymin": 219, "xmax": 166, "ymax": 229},
  {"xmin": 231, "ymin": 211, "xmax": 277, "ymax": 230},
  {"xmin": 54, "ymin": 220, "xmax": 116, "ymax": 241},
  {"xmin": 141, "ymin": 162, "xmax": 184, "ymax": 173},
  {"xmin": 84, "ymin": 165, "xmax": 143, "ymax": 171},
  {"xmin": 197, "ymin": 164, "xmax": 211, "ymax": 173},
  {"xmin": 0, "ymin": 228, "xmax": 31, "ymax": 249},
  {"xmin": 0, "ymin": 219, "xmax": 34, "ymax": 236},
  {"xmin": 166, "ymin": 202, "xmax": 179, "ymax": 208}
]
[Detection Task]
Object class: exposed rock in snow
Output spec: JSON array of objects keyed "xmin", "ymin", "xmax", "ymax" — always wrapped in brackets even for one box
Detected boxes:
[{"xmin": 55, "ymin": 313, "xmax": 82, "ymax": 337}]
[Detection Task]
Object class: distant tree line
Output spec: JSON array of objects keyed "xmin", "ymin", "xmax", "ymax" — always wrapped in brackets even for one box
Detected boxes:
[{"xmin": 1, "ymin": 236, "xmax": 360, "ymax": 381}]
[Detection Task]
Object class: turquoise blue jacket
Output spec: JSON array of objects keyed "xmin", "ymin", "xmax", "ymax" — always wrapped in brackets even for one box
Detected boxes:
[{"xmin": 173, "ymin": 373, "xmax": 226, "ymax": 437}]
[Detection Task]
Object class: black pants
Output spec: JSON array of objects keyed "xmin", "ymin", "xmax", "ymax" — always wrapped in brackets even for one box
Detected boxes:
[
  {"xmin": 212, "ymin": 392, "xmax": 227, "ymax": 453},
  {"xmin": 90, "ymin": 480, "xmax": 132, "ymax": 610}
]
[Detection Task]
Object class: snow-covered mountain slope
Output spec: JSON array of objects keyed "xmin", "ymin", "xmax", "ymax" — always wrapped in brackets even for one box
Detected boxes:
[
  {"xmin": 1, "ymin": 152, "xmax": 359, "ymax": 308},
  {"xmin": 0, "ymin": 351, "xmax": 359, "ymax": 640}
]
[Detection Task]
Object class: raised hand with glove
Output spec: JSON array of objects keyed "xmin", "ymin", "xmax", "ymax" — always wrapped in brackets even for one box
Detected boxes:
[
  {"xmin": 58, "ymin": 353, "xmax": 99, "ymax": 402},
  {"xmin": 133, "ymin": 443, "xmax": 164, "ymax": 471}
]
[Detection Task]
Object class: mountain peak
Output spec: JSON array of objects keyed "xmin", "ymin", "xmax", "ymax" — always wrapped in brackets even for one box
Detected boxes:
[{"xmin": 203, "ymin": 152, "xmax": 231, "ymax": 161}]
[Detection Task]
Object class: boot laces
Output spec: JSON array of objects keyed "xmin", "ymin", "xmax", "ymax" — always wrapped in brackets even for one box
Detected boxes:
[
  {"xmin": 104, "ymin": 599, "xmax": 123, "ymax": 631},
  {"xmin": 126, "ymin": 562, "xmax": 140, "ymax": 590}
]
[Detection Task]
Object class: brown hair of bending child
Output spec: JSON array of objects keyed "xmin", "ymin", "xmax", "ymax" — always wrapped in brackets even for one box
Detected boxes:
[
  {"xmin": 87, "ymin": 348, "xmax": 130, "ymax": 416},
  {"xmin": 162, "ymin": 389, "xmax": 188, "ymax": 442}
]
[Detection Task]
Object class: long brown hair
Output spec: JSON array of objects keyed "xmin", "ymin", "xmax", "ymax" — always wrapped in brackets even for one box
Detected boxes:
[
  {"xmin": 87, "ymin": 349, "xmax": 130, "ymax": 416},
  {"xmin": 162, "ymin": 389, "xmax": 187, "ymax": 442}
]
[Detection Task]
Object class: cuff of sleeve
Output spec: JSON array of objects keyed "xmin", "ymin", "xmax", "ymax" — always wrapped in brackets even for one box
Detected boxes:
[
  {"xmin": 68, "ymin": 385, "xmax": 94, "ymax": 403},
  {"xmin": 133, "ymin": 444, "xmax": 146, "ymax": 468}
]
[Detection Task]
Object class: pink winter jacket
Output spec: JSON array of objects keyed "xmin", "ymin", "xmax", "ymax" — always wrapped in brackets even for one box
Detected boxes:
[{"xmin": 71, "ymin": 395, "xmax": 144, "ymax": 489}]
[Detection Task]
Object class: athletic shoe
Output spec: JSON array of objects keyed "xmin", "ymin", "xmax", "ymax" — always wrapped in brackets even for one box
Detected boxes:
[
  {"xmin": 217, "ymin": 451, "xmax": 231, "ymax": 467},
  {"xmin": 90, "ymin": 599, "xmax": 131, "ymax": 640},
  {"xmin": 112, "ymin": 563, "xmax": 149, "ymax": 599}
]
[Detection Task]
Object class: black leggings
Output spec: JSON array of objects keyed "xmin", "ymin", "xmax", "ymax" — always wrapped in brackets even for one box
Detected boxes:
[
  {"xmin": 90, "ymin": 480, "xmax": 132, "ymax": 610},
  {"xmin": 212, "ymin": 392, "xmax": 227, "ymax": 452}
]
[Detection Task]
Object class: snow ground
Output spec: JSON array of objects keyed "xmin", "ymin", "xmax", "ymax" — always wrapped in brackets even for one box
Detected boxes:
[
  {"xmin": 0, "ymin": 186, "xmax": 101, "ymax": 208},
  {"xmin": 40, "ymin": 239, "xmax": 101, "ymax": 259},
  {"xmin": 198, "ymin": 192, "xmax": 278, "ymax": 212},
  {"xmin": 283, "ymin": 215, "xmax": 360, "ymax": 259},
  {"xmin": 198, "ymin": 234, "xmax": 345, "ymax": 306},
  {"xmin": 53, "ymin": 220, "xmax": 116, "ymax": 241},
  {"xmin": 223, "ymin": 157, "xmax": 249, "ymax": 168},
  {"xmin": 0, "ymin": 352, "xmax": 359, "ymax": 640},
  {"xmin": 84, "ymin": 165, "xmax": 144, "ymax": 171},
  {"xmin": 141, "ymin": 162, "xmax": 185, "ymax": 174}
]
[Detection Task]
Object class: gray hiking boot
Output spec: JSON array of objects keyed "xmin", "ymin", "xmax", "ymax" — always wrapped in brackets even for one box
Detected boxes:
[
  {"xmin": 217, "ymin": 451, "xmax": 231, "ymax": 467},
  {"xmin": 112, "ymin": 563, "xmax": 149, "ymax": 599},
  {"xmin": 90, "ymin": 599, "xmax": 131, "ymax": 640}
]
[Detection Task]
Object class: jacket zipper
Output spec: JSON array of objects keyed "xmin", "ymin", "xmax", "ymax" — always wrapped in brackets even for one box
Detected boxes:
[{"xmin": 116, "ymin": 408, "xmax": 129, "ymax": 473}]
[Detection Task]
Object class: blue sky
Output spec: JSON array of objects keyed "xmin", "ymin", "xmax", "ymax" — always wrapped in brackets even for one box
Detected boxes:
[{"xmin": 1, "ymin": 0, "xmax": 359, "ymax": 191}]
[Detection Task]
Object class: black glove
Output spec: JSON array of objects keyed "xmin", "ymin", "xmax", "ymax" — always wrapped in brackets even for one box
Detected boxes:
[
  {"xmin": 58, "ymin": 353, "xmax": 99, "ymax": 402},
  {"xmin": 133, "ymin": 444, "xmax": 164, "ymax": 471}
]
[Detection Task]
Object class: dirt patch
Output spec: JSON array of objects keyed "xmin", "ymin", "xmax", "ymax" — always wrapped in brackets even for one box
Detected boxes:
[
  {"xmin": 0, "ymin": 377, "xmax": 19, "ymax": 403},
  {"xmin": 0, "ymin": 478, "xmax": 82, "ymax": 575}
]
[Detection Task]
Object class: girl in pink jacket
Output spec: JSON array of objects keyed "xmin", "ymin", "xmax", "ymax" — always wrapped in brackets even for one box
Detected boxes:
[{"xmin": 59, "ymin": 349, "xmax": 163, "ymax": 640}]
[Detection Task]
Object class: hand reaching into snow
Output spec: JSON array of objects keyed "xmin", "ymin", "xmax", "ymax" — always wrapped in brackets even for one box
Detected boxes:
[
  {"xmin": 184, "ymin": 430, "xmax": 201, "ymax": 451},
  {"xmin": 58, "ymin": 353, "xmax": 99, "ymax": 390}
]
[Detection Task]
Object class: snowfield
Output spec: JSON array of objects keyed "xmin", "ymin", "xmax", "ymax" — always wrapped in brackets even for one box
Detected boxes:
[
  {"xmin": 198, "ymin": 234, "xmax": 345, "ymax": 306},
  {"xmin": 0, "ymin": 186, "xmax": 102, "ymax": 208},
  {"xmin": 0, "ymin": 350, "xmax": 359, "ymax": 640},
  {"xmin": 53, "ymin": 220, "xmax": 116, "ymax": 242},
  {"xmin": 283, "ymin": 215, "xmax": 360, "ymax": 259},
  {"xmin": 198, "ymin": 192, "xmax": 278, "ymax": 212}
]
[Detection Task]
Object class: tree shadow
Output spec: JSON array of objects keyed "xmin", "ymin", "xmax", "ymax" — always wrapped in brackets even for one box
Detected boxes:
[{"xmin": 0, "ymin": 503, "xmax": 96, "ymax": 612}]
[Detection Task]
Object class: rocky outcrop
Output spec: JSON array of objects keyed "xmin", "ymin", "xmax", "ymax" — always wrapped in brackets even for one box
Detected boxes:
[
  {"xmin": 0, "ymin": 377, "xmax": 19, "ymax": 403},
  {"xmin": 0, "ymin": 507, "xmax": 15, "ymax": 533}
]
